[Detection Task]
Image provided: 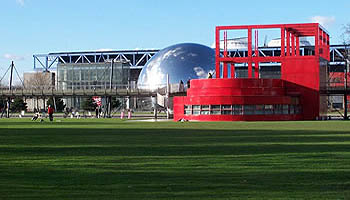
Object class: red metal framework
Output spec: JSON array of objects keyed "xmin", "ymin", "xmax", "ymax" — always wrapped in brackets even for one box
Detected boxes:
[
  {"xmin": 173, "ymin": 23, "xmax": 330, "ymax": 121},
  {"xmin": 215, "ymin": 23, "xmax": 330, "ymax": 79}
]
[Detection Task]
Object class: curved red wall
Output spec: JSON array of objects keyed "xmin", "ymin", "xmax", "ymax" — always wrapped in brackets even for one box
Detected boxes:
[{"xmin": 174, "ymin": 78, "xmax": 303, "ymax": 121}]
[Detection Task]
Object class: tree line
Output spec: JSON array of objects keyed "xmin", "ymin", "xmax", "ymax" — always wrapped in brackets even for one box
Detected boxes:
[{"xmin": 0, "ymin": 97, "xmax": 120, "ymax": 113}]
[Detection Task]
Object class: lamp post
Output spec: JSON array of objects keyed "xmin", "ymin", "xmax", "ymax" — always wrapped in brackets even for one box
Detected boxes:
[
  {"xmin": 344, "ymin": 45, "xmax": 349, "ymax": 120},
  {"xmin": 6, "ymin": 61, "xmax": 14, "ymax": 118},
  {"xmin": 108, "ymin": 59, "xmax": 114, "ymax": 118}
]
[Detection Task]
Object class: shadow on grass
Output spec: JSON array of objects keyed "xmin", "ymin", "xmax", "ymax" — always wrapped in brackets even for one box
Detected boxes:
[
  {"xmin": 0, "ymin": 127, "xmax": 349, "ymax": 156},
  {"xmin": 1, "ymin": 125, "xmax": 350, "ymax": 199},
  {"xmin": 1, "ymin": 166, "xmax": 350, "ymax": 199}
]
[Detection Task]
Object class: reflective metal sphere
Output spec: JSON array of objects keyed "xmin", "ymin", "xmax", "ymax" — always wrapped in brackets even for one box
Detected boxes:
[{"xmin": 138, "ymin": 43, "xmax": 215, "ymax": 89}]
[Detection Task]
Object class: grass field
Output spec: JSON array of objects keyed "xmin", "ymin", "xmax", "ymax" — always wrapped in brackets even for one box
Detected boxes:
[{"xmin": 0, "ymin": 119, "xmax": 350, "ymax": 199}]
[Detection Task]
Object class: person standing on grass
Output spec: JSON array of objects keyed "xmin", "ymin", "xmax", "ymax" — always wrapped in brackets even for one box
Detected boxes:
[
  {"xmin": 48, "ymin": 105, "xmax": 54, "ymax": 122},
  {"xmin": 95, "ymin": 106, "xmax": 100, "ymax": 118}
]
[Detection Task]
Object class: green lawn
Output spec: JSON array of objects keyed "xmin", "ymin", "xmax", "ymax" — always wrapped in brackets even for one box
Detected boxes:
[{"xmin": 0, "ymin": 119, "xmax": 350, "ymax": 199}]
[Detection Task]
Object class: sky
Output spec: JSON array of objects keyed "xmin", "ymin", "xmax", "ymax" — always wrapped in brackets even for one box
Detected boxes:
[{"xmin": 0, "ymin": 0, "xmax": 349, "ymax": 82}]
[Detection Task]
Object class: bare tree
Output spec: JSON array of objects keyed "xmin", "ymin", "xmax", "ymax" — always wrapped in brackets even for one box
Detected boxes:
[
  {"xmin": 24, "ymin": 72, "xmax": 54, "ymax": 90},
  {"xmin": 341, "ymin": 24, "xmax": 350, "ymax": 45},
  {"xmin": 340, "ymin": 24, "xmax": 350, "ymax": 120},
  {"xmin": 340, "ymin": 24, "xmax": 350, "ymax": 63}
]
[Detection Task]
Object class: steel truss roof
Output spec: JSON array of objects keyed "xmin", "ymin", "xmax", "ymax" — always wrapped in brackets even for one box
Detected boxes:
[
  {"xmin": 33, "ymin": 50, "xmax": 159, "ymax": 71},
  {"xmin": 33, "ymin": 45, "xmax": 349, "ymax": 71}
]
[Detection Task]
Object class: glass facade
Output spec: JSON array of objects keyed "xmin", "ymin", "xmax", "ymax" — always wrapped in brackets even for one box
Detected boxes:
[
  {"xmin": 234, "ymin": 65, "xmax": 281, "ymax": 79},
  {"xmin": 184, "ymin": 104, "xmax": 301, "ymax": 116},
  {"xmin": 57, "ymin": 61, "xmax": 130, "ymax": 109},
  {"xmin": 57, "ymin": 62, "xmax": 130, "ymax": 90}
]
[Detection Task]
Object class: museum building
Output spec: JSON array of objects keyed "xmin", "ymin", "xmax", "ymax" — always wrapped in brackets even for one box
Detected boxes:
[{"xmin": 173, "ymin": 23, "xmax": 330, "ymax": 121}]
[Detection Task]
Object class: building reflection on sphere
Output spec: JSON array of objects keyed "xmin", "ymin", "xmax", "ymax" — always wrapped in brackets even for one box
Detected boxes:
[{"xmin": 137, "ymin": 43, "xmax": 215, "ymax": 90}]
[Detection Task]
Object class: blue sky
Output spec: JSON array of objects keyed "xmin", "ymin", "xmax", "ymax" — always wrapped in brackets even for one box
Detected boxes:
[{"xmin": 0, "ymin": 0, "xmax": 349, "ymax": 80}]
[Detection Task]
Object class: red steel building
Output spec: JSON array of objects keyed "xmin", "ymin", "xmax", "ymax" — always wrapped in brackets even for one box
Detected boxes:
[{"xmin": 174, "ymin": 23, "xmax": 330, "ymax": 121}]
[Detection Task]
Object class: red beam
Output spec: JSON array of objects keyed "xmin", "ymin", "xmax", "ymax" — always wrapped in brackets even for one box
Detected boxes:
[
  {"xmin": 217, "ymin": 56, "xmax": 283, "ymax": 63},
  {"xmin": 248, "ymin": 28, "xmax": 253, "ymax": 78},
  {"xmin": 231, "ymin": 63, "xmax": 235, "ymax": 78},
  {"xmin": 215, "ymin": 27, "xmax": 220, "ymax": 78},
  {"xmin": 223, "ymin": 31, "xmax": 228, "ymax": 78},
  {"xmin": 286, "ymin": 30, "xmax": 290, "ymax": 56},
  {"xmin": 315, "ymin": 27, "xmax": 319, "ymax": 56},
  {"xmin": 291, "ymin": 34, "xmax": 295, "ymax": 56},
  {"xmin": 296, "ymin": 36, "xmax": 300, "ymax": 56},
  {"xmin": 216, "ymin": 23, "xmax": 319, "ymax": 31},
  {"xmin": 281, "ymin": 27, "xmax": 285, "ymax": 57},
  {"xmin": 254, "ymin": 62, "xmax": 259, "ymax": 78},
  {"xmin": 255, "ymin": 30, "xmax": 259, "ymax": 58}
]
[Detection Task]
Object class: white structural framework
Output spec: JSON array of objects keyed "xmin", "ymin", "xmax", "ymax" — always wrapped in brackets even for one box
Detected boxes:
[{"xmin": 33, "ymin": 50, "xmax": 159, "ymax": 71}]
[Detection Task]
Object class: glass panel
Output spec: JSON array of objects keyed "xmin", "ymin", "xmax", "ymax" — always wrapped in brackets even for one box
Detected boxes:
[
  {"xmin": 211, "ymin": 105, "xmax": 221, "ymax": 110},
  {"xmin": 264, "ymin": 105, "xmax": 273, "ymax": 115},
  {"xmin": 274, "ymin": 105, "xmax": 282, "ymax": 114},
  {"xmin": 193, "ymin": 105, "xmax": 200, "ymax": 110},
  {"xmin": 210, "ymin": 110, "xmax": 221, "ymax": 115},
  {"xmin": 192, "ymin": 105, "xmax": 200, "ymax": 115},
  {"xmin": 295, "ymin": 106, "xmax": 301, "ymax": 114},
  {"xmin": 202, "ymin": 105, "xmax": 210, "ymax": 109},
  {"xmin": 185, "ymin": 110, "xmax": 191, "ymax": 115},
  {"xmin": 184, "ymin": 105, "xmax": 191, "ymax": 115},
  {"xmin": 290, "ymin": 105, "xmax": 295, "ymax": 114},
  {"xmin": 222, "ymin": 110, "xmax": 232, "ymax": 115},
  {"xmin": 244, "ymin": 105, "xmax": 255, "ymax": 115},
  {"xmin": 201, "ymin": 110, "xmax": 210, "ymax": 115},
  {"xmin": 193, "ymin": 110, "xmax": 200, "ymax": 115},
  {"xmin": 283, "ymin": 105, "xmax": 289, "ymax": 114},
  {"xmin": 233, "ymin": 105, "xmax": 242, "ymax": 115},
  {"xmin": 255, "ymin": 105, "xmax": 264, "ymax": 115},
  {"xmin": 222, "ymin": 105, "xmax": 232, "ymax": 110}
]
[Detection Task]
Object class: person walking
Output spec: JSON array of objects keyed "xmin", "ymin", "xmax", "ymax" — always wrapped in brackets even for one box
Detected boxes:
[
  {"xmin": 48, "ymin": 105, "xmax": 54, "ymax": 122},
  {"xmin": 95, "ymin": 106, "xmax": 99, "ymax": 118}
]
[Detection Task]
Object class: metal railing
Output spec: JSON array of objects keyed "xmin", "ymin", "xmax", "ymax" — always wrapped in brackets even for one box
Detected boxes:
[{"xmin": 0, "ymin": 83, "xmax": 187, "ymax": 97}]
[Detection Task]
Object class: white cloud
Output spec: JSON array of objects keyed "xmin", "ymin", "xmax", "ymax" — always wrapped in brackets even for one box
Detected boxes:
[
  {"xmin": 310, "ymin": 16, "xmax": 336, "ymax": 28},
  {"xmin": 162, "ymin": 47, "xmax": 184, "ymax": 60},
  {"xmin": 4, "ymin": 53, "xmax": 25, "ymax": 61},
  {"xmin": 16, "ymin": 0, "xmax": 25, "ymax": 6},
  {"xmin": 193, "ymin": 67, "xmax": 215, "ymax": 79},
  {"xmin": 187, "ymin": 53, "xmax": 198, "ymax": 57}
]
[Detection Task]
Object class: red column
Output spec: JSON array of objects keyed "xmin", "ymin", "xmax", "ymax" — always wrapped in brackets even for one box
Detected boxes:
[
  {"xmin": 254, "ymin": 62, "xmax": 259, "ymax": 78},
  {"xmin": 255, "ymin": 30, "xmax": 259, "ymax": 57},
  {"xmin": 315, "ymin": 26, "xmax": 319, "ymax": 57},
  {"xmin": 322, "ymin": 30, "xmax": 327, "ymax": 58},
  {"xmin": 320, "ymin": 29, "xmax": 323, "ymax": 57},
  {"xmin": 223, "ymin": 31, "xmax": 228, "ymax": 78},
  {"xmin": 291, "ymin": 34, "xmax": 295, "ymax": 56},
  {"xmin": 296, "ymin": 36, "xmax": 300, "ymax": 56},
  {"xmin": 231, "ymin": 63, "xmax": 235, "ymax": 78},
  {"xmin": 215, "ymin": 27, "xmax": 220, "ymax": 78},
  {"xmin": 248, "ymin": 28, "xmax": 252, "ymax": 78},
  {"xmin": 286, "ymin": 30, "xmax": 290, "ymax": 56},
  {"xmin": 326, "ymin": 33, "xmax": 330, "ymax": 60},
  {"xmin": 281, "ymin": 27, "xmax": 285, "ymax": 57},
  {"xmin": 223, "ymin": 63, "xmax": 228, "ymax": 78},
  {"xmin": 254, "ymin": 30, "xmax": 259, "ymax": 78}
]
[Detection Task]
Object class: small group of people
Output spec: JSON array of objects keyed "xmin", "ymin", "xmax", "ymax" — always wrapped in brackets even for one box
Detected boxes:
[
  {"xmin": 64, "ymin": 107, "xmax": 82, "ymax": 119},
  {"xmin": 32, "ymin": 105, "xmax": 54, "ymax": 122}
]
